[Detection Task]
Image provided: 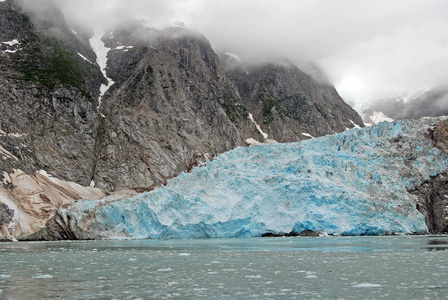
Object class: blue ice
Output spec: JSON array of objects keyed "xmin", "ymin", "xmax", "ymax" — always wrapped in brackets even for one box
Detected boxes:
[{"xmin": 59, "ymin": 118, "xmax": 448, "ymax": 239}]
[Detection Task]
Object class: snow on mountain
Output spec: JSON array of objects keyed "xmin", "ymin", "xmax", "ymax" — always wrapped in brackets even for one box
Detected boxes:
[
  {"xmin": 89, "ymin": 31, "xmax": 114, "ymax": 109},
  {"xmin": 49, "ymin": 117, "xmax": 448, "ymax": 240},
  {"xmin": 363, "ymin": 111, "xmax": 394, "ymax": 126}
]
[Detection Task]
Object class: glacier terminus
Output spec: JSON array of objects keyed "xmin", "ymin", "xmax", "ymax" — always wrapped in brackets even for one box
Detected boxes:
[{"xmin": 46, "ymin": 117, "xmax": 448, "ymax": 240}]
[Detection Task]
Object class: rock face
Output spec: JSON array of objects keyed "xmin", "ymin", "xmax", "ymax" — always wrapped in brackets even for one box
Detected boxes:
[
  {"xmin": 44, "ymin": 118, "xmax": 448, "ymax": 240},
  {"xmin": 0, "ymin": 1, "xmax": 366, "ymax": 240},
  {"xmin": 0, "ymin": 0, "xmax": 102, "ymax": 185},
  {"xmin": 223, "ymin": 58, "xmax": 364, "ymax": 142},
  {"xmin": 412, "ymin": 118, "xmax": 448, "ymax": 234},
  {"xmin": 92, "ymin": 26, "xmax": 259, "ymax": 191},
  {"xmin": 0, "ymin": 170, "xmax": 107, "ymax": 240}
]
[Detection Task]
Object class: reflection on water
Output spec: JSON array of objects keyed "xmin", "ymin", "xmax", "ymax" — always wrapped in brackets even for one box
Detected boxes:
[
  {"xmin": 426, "ymin": 238, "xmax": 448, "ymax": 251},
  {"xmin": 1, "ymin": 236, "xmax": 448, "ymax": 299}
]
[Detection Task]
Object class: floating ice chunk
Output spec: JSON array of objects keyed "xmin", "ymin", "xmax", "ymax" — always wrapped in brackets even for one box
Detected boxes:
[
  {"xmin": 32, "ymin": 274, "xmax": 53, "ymax": 279},
  {"xmin": 128, "ymin": 258, "xmax": 137, "ymax": 262},
  {"xmin": 157, "ymin": 267, "xmax": 172, "ymax": 272},
  {"xmin": 0, "ymin": 274, "xmax": 12, "ymax": 279},
  {"xmin": 245, "ymin": 275, "xmax": 262, "ymax": 279},
  {"xmin": 353, "ymin": 283, "xmax": 382, "ymax": 288},
  {"xmin": 178, "ymin": 253, "xmax": 191, "ymax": 256},
  {"xmin": 306, "ymin": 275, "xmax": 318, "ymax": 278}
]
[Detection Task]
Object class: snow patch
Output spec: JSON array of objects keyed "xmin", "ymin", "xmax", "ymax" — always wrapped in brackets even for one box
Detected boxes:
[
  {"xmin": 245, "ymin": 138, "xmax": 263, "ymax": 146},
  {"xmin": 4, "ymin": 49, "xmax": 19, "ymax": 53},
  {"xmin": 301, "ymin": 133, "xmax": 314, "ymax": 139},
  {"xmin": 248, "ymin": 113, "xmax": 268, "ymax": 139},
  {"xmin": 115, "ymin": 45, "xmax": 134, "ymax": 51},
  {"xmin": 247, "ymin": 113, "xmax": 278, "ymax": 144},
  {"xmin": 77, "ymin": 52, "xmax": 92, "ymax": 63},
  {"xmin": 2, "ymin": 39, "xmax": 22, "ymax": 54},
  {"xmin": 350, "ymin": 120, "xmax": 361, "ymax": 129},
  {"xmin": 89, "ymin": 31, "xmax": 114, "ymax": 110},
  {"xmin": 363, "ymin": 111, "xmax": 394, "ymax": 126},
  {"xmin": 38, "ymin": 169, "xmax": 52, "ymax": 177},
  {"xmin": 2, "ymin": 39, "xmax": 19, "ymax": 46}
]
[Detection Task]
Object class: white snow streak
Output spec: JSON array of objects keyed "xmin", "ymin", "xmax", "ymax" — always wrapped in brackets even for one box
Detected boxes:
[
  {"xmin": 89, "ymin": 31, "xmax": 114, "ymax": 111},
  {"xmin": 77, "ymin": 52, "xmax": 92, "ymax": 63},
  {"xmin": 350, "ymin": 120, "xmax": 361, "ymax": 129},
  {"xmin": 2, "ymin": 39, "xmax": 22, "ymax": 54},
  {"xmin": 2, "ymin": 39, "xmax": 19, "ymax": 46},
  {"xmin": 248, "ymin": 113, "xmax": 268, "ymax": 139},
  {"xmin": 301, "ymin": 133, "xmax": 314, "ymax": 139},
  {"xmin": 246, "ymin": 113, "xmax": 278, "ymax": 145}
]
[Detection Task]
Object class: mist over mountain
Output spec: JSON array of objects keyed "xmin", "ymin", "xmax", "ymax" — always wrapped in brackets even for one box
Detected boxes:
[{"xmin": 363, "ymin": 88, "xmax": 448, "ymax": 124}]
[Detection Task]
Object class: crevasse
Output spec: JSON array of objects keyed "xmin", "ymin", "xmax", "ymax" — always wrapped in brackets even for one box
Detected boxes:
[{"xmin": 57, "ymin": 118, "xmax": 448, "ymax": 239}]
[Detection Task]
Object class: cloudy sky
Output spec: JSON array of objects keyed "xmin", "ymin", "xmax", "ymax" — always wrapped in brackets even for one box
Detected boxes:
[{"xmin": 57, "ymin": 0, "xmax": 448, "ymax": 111}]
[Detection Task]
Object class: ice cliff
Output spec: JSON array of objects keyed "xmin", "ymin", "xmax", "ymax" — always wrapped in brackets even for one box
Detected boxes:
[{"xmin": 46, "ymin": 117, "xmax": 448, "ymax": 239}]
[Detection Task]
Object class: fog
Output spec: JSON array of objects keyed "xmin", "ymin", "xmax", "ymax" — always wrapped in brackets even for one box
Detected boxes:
[{"xmin": 24, "ymin": 0, "xmax": 448, "ymax": 111}]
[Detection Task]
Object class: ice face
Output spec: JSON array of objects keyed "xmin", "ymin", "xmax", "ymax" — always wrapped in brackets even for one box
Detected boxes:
[{"xmin": 59, "ymin": 118, "xmax": 448, "ymax": 239}]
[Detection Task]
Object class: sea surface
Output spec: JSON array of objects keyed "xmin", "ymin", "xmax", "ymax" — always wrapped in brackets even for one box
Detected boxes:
[{"xmin": 1, "ymin": 236, "xmax": 448, "ymax": 299}]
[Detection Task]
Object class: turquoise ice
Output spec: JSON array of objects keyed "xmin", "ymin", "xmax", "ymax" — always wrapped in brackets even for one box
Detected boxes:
[{"xmin": 57, "ymin": 118, "xmax": 448, "ymax": 239}]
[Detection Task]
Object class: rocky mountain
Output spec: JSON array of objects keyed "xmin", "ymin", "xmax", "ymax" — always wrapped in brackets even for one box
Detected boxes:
[
  {"xmin": 0, "ymin": 0, "xmax": 365, "ymax": 240},
  {"xmin": 222, "ymin": 55, "xmax": 364, "ymax": 142},
  {"xmin": 363, "ymin": 88, "xmax": 448, "ymax": 124}
]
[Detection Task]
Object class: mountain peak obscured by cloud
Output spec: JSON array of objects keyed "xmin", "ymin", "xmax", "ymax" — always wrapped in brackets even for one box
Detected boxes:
[{"xmin": 19, "ymin": 0, "xmax": 448, "ymax": 110}]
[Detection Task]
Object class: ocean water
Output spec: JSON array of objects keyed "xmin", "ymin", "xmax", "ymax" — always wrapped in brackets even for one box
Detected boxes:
[{"xmin": 1, "ymin": 236, "xmax": 448, "ymax": 299}]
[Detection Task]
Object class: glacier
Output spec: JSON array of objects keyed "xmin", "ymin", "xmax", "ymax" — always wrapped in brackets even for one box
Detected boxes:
[{"xmin": 51, "ymin": 118, "xmax": 448, "ymax": 239}]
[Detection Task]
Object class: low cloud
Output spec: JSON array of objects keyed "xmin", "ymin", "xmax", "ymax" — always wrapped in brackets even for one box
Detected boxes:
[{"xmin": 20, "ymin": 0, "xmax": 448, "ymax": 111}]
